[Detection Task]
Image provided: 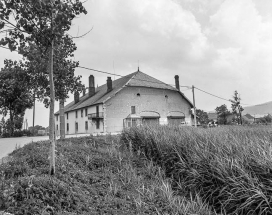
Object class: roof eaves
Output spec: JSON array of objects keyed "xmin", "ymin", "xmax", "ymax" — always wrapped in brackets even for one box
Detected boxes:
[{"xmin": 178, "ymin": 91, "xmax": 194, "ymax": 108}]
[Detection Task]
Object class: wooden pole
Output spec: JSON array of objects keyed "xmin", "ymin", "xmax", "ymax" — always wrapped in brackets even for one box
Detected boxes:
[{"xmin": 192, "ymin": 85, "xmax": 197, "ymax": 127}]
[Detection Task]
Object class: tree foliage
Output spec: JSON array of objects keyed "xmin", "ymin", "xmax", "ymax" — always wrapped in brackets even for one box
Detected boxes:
[
  {"xmin": 0, "ymin": 0, "xmax": 87, "ymax": 52},
  {"xmin": 0, "ymin": 0, "xmax": 87, "ymax": 174},
  {"xmin": 0, "ymin": 60, "xmax": 33, "ymax": 135},
  {"xmin": 215, "ymin": 104, "xmax": 231, "ymax": 125},
  {"xmin": 196, "ymin": 109, "xmax": 209, "ymax": 125},
  {"xmin": 230, "ymin": 91, "xmax": 244, "ymax": 125},
  {"xmin": 21, "ymin": 36, "xmax": 85, "ymax": 107}
]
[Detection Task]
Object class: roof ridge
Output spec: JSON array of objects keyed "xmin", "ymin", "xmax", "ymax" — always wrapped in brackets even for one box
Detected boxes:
[
  {"xmin": 125, "ymin": 70, "xmax": 140, "ymax": 86},
  {"xmin": 130, "ymin": 71, "xmax": 177, "ymax": 91}
]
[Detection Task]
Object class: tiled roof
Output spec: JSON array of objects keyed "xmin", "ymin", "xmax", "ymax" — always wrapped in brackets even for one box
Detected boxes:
[
  {"xmin": 243, "ymin": 114, "xmax": 254, "ymax": 119},
  {"xmin": 55, "ymin": 71, "xmax": 193, "ymax": 114},
  {"xmin": 127, "ymin": 71, "xmax": 176, "ymax": 90}
]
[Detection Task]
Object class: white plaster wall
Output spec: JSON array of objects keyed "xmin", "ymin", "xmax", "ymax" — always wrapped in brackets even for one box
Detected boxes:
[
  {"xmin": 54, "ymin": 103, "xmax": 105, "ymax": 135},
  {"xmin": 105, "ymin": 86, "xmax": 192, "ymax": 133}
]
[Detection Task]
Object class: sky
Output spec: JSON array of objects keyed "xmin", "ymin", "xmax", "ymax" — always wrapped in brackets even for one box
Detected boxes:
[{"xmin": 0, "ymin": 0, "xmax": 271, "ymax": 127}]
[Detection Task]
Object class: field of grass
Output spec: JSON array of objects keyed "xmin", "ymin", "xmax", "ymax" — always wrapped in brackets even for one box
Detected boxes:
[
  {"xmin": 0, "ymin": 134, "xmax": 213, "ymax": 215},
  {"xmin": 122, "ymin": 125, "xmax": 272, "ymax": 214}
]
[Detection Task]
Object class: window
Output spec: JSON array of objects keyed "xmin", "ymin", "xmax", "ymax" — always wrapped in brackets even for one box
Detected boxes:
[
  {"xmin": 85, "ymin": 108, "xmax": 88, "ymax": 116},
  {"xmin": 127, "ymin": 118, "xmax": 138, "ymax": 128},
  {"xmin": 85, "ymin": 121, "xmax": 88, "ymax": 130},
  {"xmin": 81, "ymin": 109, "xmax": 83, "ymax": 117},
  {"xmin": 96, "ymin": 120, "xmax": 100, "ymax": 129},
  {"xmin": 131, "ymin": 106, "xmax": 136, "ymax": 114},
  {"xmin": 56, "ymin": 115, "xmax": 58, "ymax": 121},
  {"xmin": 67, "ymin": 123, "xmax": 69, "ymax": 131},
  {"xmin": 127, "ymin": 121, "xmax": 131, "ymax": 127},
  {"xmin": 76, "ymin": 110, "xmax": 78, "ymax": 118},
  {"xmin": 137, "ymin": 93, "xmax": 140, "ymax": 97},
  {"xmin": 56, "ymin": 125, "xmax": 58, "ymax": 130},
  {"xmin": 132, "ymin": 118, "xmax": 137, "ymax": 127},
  {"xmin": 67, "ymin": 113, "xmax": 68, "ymax": 120},
  {"xmin": 75, "ymin": 122, "xmax": 78, "ymax": 132}
]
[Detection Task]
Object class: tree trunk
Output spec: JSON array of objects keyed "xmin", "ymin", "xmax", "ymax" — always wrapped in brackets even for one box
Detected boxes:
[
  {"xmin": 32, "ymin": 93, "xmax": 35, "ymax": 136},
  {"xmin": 9, "ymin": 109, "xmax": 14, "ymax": 136},
  {"xmin": 49, "ymin": 40, "xmax": 56, "ymax": 175},
  {"xmin": 239, "ymin": 109, "xmax": 242, "ymax": 125},
  {"xmin": 59, "ymin": 99, "xmax": 65, "ymax": 139}
]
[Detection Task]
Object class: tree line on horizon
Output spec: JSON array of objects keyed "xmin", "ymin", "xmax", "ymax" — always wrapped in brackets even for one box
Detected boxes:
[{"xmin": 196, "ymin": 91, "xmax": 272, "ymax": 126}]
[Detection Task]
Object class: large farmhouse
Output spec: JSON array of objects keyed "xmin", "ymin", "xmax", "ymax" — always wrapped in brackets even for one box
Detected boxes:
[{"xmin": 54, "ymin": 69, "xmax": 194, "ymax": 135}]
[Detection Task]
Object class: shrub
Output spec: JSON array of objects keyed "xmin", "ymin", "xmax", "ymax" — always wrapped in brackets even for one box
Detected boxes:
[{"xmin": 2, "ymin": 133, "xmax": 10, "ymax": 138}]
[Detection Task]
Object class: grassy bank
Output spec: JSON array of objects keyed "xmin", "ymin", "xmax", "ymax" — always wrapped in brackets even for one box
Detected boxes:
[
  {"xmin": 121, "ymin": 125, "xmax": 272, "ymax": 214},
  {"xmin": 0, "ymin": 135, "xmax": 213, "ymax": 214}
]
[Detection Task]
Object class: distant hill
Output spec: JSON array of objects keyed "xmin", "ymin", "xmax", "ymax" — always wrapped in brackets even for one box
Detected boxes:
[{"xmin": 243, "ymin": 101, "xmax": 272, "ymax": 115}]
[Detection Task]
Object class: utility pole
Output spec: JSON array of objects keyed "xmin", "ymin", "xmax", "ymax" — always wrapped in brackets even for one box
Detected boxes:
[
  {"xmin": 192, "ymin": 85, "xmax": 197, "ymax": 127},
  {"xmin": 32, "ymin": 93, "xmax": 35, "ymax": 135}
]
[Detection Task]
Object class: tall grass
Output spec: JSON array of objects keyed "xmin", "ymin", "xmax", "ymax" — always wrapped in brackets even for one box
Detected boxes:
[
  {"xmin": 0, "ymin": 135, "xmax": 214, "ymax": 214},
  {"xmin": 121, "ymin": 125, "xmax": 272, "ymax": 214}
]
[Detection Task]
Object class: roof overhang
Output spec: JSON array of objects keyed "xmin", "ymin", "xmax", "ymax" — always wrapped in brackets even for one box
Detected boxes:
[
  {"xmin": 167, "ymin": 111, "xmax": 185, "ymax": 119},
  {"xmin": 140, "ymin": 111, "xmax": 160, "ymax": 118},
  {"xmin": 177, "ymin": 91, "xmax": 194, "ymax": 108},
  {"xmin": 126, "ymin": 114, "xmax": 141, "ymax": 119}
]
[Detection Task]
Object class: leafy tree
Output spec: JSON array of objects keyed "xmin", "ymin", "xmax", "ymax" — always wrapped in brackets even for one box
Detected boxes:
[
  {"xmin": 256, "ymin": 115, "xmax": 272, "ymax": 124},
  {"xmin": 230, "ymin": 91, "xmax": 244, "ymax": 125},
  {"xmin": 28, "ymin": 124, "xmax": 46, "ymax": 136},
  {"xmin": 215, "ymin": 104, "xmax": 231, "ymax": 125},
  {"xmin": 0, "ymin": 60, "xmax": 33, "ymax": 136},
  {"xmin": 0, "ymin": 0, "xmax": 87, "ymax": 175},
  {"xmin": 196, "ymin": 109, "xmax": 209, "ymax": 125},
  {"xmin": 21, "ymin": 37, "xmax": 85, "ymax": 139},
  {"xmin": 0, "ymin": 117, "xmax": 5, "ymax": 135},
  {"xmin": 14, "ymin": 113, "xmax": 25, "ymax": 130},
  {"xmin": 21, "ymin": 37, "xmax": 84, "ymax": 106}
]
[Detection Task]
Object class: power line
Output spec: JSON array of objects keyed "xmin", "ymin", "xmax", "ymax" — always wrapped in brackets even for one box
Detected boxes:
[
  {"xmin": 0, "ymin": 45, "xmax": 252, "ymax": 106},
  {"xmin": 0, "ymin": 46, "xmax": 188, "ymax": 88},
  {"xmin": 0, "ymin": 45, "xmax": 15, "ymax": 51},
  {"xmin": 195, "ymin": 87, "xmax": 230, "ymax": 102},
  {"xmin": 195, "ymin": 87, "xmax": 250, "ymax": 106}
]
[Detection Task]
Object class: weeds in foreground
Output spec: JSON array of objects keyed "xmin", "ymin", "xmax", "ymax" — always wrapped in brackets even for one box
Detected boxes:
[
  {"xmin": 122, "ymin": 125, "xmax": 272, "ymax": 214},
  {"xmin": 0, "ymin": 134, "xmax": 214, "ymax": 214}
]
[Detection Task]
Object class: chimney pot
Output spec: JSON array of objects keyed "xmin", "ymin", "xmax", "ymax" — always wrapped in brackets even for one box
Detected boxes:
[
  {"xmin": 174, "ymin": 75, "xmax": 180, "ymax": 91},
  {"xmin": 89, "ymin": 75, "xmax": 95, "ymax": 97},
  {"xmin": 107, "ymin": 77, "xmax": 112, "ymax": 92},
  {"xmin": 74, "ymin": 91, "xmax": 79, "ymax": 104}
]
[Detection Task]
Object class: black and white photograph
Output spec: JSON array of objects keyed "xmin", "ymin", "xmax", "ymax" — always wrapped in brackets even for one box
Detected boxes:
[{"xmin": 0, "ymin": 0, "xmax": 272, "ymax": 214}]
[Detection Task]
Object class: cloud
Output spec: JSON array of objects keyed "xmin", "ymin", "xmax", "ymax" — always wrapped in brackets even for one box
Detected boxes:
[
  {"xmin": 1, "ymin": 0, "xmax": 272, "ymax": 126},
  {"xmin": 72, "ymin": 0, "xmax": 209, "ymax": 71},
  {"xmin": 204, "ymin": 0, "xmax": 272, "ymax": 101}
]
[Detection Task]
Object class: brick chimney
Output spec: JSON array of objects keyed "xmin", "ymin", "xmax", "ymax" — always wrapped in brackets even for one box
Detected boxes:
[
  {"xmin": 74, "ymin": 91, "xmax": 79, "ymax": 104},
  {"xmin": 83, "ymin": 88, "xmax": 86, "ymax": 96},
  {"xmin": 174, "ymin": 75, "xmax": 180, "ymax": 91},
  {"xmin": 107, "ymin": 77, "xmax": 112, "ymax": 92},
  {"xmin": 89, "ymin": 75, "xmax": 95, "ymax": 97}
]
